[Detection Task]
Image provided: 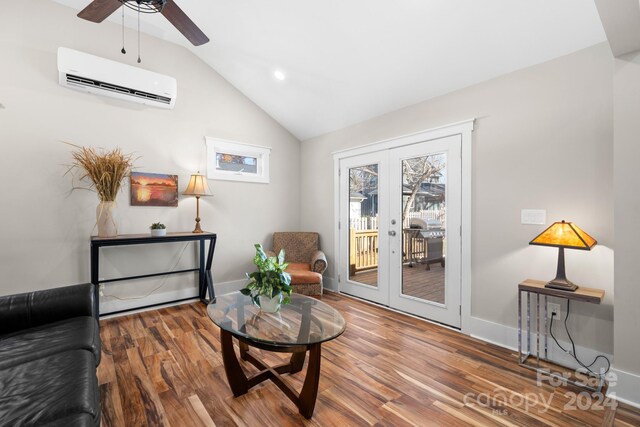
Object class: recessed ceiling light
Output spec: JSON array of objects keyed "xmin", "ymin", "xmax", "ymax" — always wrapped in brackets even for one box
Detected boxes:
[{"xmin": 274, "ymin": 70, "xmax": 286, "ymax": 81}]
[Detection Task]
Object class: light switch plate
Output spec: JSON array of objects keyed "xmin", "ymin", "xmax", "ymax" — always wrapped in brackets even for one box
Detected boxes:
[{"xmin": 521, "ymin": 209, "xmax": 546, "ymax": 225}]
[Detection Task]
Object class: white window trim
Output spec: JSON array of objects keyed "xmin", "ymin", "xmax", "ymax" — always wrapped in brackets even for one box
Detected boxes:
[{"xmin": 205, "ymin": 137, "xmax": 271, "ymax": 184}]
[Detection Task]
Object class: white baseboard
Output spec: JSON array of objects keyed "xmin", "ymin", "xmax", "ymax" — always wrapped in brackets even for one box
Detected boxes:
[
  {"xmin": 323, "ymin": 276, "xmax": 338, "ymax": 291},
  {"xmin": 608, "ymin": 368, "xmax": 640, "ymax": 409},
  {"xmin": 470, "ymin": 316, "xmax": 519, "ymax": 350},
  {"xmin": 471, "ymin": 316, "xmax": 640, "ymax": 407},
  {"xmin": 470, "ymin": 316, "xmax": 613, "ymax": 376},
  {"xmin": 99, "ymin": 279, "xmax": 246, "ymax": 315},
  {"xmin": 214, "ymin": 279, "xmax": 247, "ymax": 295},
  {"xmin": 99, "ymin": 287, "xmax": 198, "ymax": 315}
]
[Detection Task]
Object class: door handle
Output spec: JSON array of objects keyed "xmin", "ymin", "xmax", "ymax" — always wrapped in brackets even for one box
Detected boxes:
[{"xmin": 388, "ymin": 231, "xmax": 396, "ymax": 236}]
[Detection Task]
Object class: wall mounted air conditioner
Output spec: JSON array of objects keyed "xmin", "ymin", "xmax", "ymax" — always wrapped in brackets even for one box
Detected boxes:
[{"xmin": 57, "ymin": 47, "xmax": 177, "ymax": 109}]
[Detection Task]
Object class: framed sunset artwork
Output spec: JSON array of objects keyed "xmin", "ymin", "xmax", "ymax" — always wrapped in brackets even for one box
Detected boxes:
[{"xmin": 130, "ymin": 172, "xmax": 178, "ymax": 207}]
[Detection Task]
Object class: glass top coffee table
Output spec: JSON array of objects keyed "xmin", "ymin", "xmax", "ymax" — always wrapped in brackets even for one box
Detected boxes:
[{"xmin": 207, "ymin": 292, "xmax": 346, "ymax": 419}]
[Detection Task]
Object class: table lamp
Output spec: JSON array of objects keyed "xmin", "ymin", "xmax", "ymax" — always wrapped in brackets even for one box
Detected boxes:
[
  {"xmin": 183, "ymin": 172, "xmax": 212, "ymax": 233},
  {"xmin": 529, "ymin": 220, "xmax": 597, "ymax": 291}
]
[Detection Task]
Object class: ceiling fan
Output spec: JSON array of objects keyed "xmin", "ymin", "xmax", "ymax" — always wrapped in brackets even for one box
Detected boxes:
[{"xmin": 77, "ymin": 0, "xmax": 209, "ymax": 46}]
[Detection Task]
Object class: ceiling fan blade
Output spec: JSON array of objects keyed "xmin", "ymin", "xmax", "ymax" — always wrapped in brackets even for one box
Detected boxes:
[
  {"xmin": 161, "ymin": 1, "xmax": 210, "ymax": 46},
  {"xmin": 78, "ymin": 0, "xmax": 122, "ymax": 23}
]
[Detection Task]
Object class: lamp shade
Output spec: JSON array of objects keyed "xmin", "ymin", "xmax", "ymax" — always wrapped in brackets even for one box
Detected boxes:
[
  {"xmin": 183, "ymin": 172, "xmax": 212, "ymax": 196},
  {"xmin": 529, "ymin": 220, "xmax": 596, "ymax": 250}
]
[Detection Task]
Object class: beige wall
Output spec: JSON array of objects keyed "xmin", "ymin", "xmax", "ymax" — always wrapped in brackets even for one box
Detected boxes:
[
  {"xmin": 0, "ymin": 2, "xmax": 300, "ymax": 303},
  {"xmin": 613, "ymin": 50, "xmax": 640, "ymax": 397},
  {"xmin": 0, "ymin": 1, "xmax": 628, "ymax": 388},
  {"xmin": 301, "ymin": 43, "xmax": 614, "ymax": 353}
]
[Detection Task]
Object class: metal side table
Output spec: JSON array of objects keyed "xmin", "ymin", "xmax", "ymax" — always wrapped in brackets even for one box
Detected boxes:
[{"xmin": 518, "ymin": 279, "xmax": 605, "ymax": 392}]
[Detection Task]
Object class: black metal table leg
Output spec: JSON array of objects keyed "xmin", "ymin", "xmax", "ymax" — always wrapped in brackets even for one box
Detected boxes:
[
  {"xmin": 199, "ymin": 239, "xmax": 206, "ymax": 301},
  {"xmin": 205, "ymin": 236, "xmax": 217, "ymax": 303},
  {"xmin": 90, "ymin": 242, "xmax": 100, "ymax": 317}
]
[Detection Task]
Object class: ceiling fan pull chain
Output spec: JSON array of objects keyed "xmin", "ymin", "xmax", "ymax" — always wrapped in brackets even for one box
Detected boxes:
[
  {"xmin": 121, "ymin": 5, "xmax": 126, "ymax": 55},
  {"xmin": 137, "ymin": 6, "xmax": 141, "ymax": 63}
]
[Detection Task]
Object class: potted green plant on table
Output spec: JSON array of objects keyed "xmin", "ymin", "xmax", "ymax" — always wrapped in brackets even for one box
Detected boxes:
[
  {"xmin": 150, "ymin": 222, "xmax": 167, "ymax": 237},
  {"xmin": 240, "ymin": 244, "xmax": 293, "ymax": 313}
]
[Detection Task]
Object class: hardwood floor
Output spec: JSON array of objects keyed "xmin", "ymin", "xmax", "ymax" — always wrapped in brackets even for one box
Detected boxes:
[
  {"xmin": 98, "ymin": 292, "xmax": 639, "ymax": 426},
  {"xmin": 351, "ymin": 264, "xmax": 445, "ymax": 303}
]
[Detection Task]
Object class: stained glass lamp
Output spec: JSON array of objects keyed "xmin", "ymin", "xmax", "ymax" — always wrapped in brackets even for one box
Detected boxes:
[{"xmin": 529, "ymin": 220, "xmax": 597, "ymax": 291}]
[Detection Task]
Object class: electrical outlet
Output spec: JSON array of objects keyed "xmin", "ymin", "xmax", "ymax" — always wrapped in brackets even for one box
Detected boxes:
[{"xmin": 548, "ymin": 302, "xmax": 561, "ymax": 318}]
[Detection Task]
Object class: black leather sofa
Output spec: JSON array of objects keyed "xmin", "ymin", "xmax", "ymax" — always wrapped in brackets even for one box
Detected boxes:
[{"xmin": 0, "ymin": 284, "xmax": 101, "ymax": 426}]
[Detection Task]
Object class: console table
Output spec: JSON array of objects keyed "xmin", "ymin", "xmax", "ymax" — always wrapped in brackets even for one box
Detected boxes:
[
  {"xmin": 91, "ymin": 232, "xmax": 217, "ymax": 316},
  {"xmin": 518, "ymin": 279, "xmax": 605, "ymax": 392}
]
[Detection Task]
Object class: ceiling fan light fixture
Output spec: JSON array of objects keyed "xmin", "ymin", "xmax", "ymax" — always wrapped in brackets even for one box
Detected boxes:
[
  {"xmin": 78, "ymin": 0, "xmax": 209, "ymax": 46},
  {"xmin": 119, "ymin": 0, "xmax": 167, "ymax": 14}
]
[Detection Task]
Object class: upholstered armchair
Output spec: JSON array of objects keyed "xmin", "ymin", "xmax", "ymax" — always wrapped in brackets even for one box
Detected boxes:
[{"xmin": 267, "ymin": 232, "xmax": 327, "ymax": 296}]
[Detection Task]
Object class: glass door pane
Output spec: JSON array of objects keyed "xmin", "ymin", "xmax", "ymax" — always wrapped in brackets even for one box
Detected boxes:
[
  {"xmin": 340, "ymin": 134, "xmax": 460, "ymax": 327},
  {"xmin": 389, "ymin": 134, "xmax": 461, "ymax": 328},
  {"xmin": 348, "ymin": 164, "xmax": 379, "ymax": 287},
  {"xmin": 401, "ymin": 153, "xmax": 447, "ymax": 304},
  {"xmin": 339, "ymin": 151, "xmax": 389, "ymax": 306}
]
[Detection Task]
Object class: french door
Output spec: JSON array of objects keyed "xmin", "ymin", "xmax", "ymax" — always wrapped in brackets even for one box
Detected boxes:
[{"xmin": 338, "ymin": 135, "xmax": 462, "ymax": 328}]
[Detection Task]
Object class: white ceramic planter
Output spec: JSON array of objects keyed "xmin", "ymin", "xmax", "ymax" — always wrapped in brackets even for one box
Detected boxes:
[
  {"xmin": 150, "ymin": 229, "xmax": 167, "ymax": 237},
  {"xmin": 258, "ymin": 293, "xmax": 283, "ymax": 313}
]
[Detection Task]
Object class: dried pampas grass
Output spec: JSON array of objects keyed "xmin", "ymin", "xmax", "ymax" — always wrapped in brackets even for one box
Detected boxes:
[{"xmin": 65, "ymin": 143, "xmax": 137, "ymax": 202}]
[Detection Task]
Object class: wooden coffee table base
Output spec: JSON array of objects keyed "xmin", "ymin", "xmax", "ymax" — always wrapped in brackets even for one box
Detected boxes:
[{"xmin": 220, "ymin": 329, "xmax": 322, "ymax": 419}]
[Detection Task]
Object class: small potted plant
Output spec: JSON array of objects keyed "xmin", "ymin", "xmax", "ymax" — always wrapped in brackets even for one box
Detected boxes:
[
  {"xmin": 240, "ymin": 244, "xmax": 293, "ymax": 312},
  {"xmin": 150, "ymin": 222, "xmax": 167, "ymax": 237}
]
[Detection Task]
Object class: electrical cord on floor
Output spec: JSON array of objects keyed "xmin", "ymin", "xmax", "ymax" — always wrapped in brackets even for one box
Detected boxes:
[
  {"xmin": 101, "ymin": 242, "xmax": 191, "ymax": 301},
  {"xmin": 549, "ymin": 299, "xmax": 611, "ymax": 377}
]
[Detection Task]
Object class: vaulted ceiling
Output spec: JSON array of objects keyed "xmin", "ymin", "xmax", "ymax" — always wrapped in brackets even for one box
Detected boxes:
[{"xmin": 53, "ymin": 1, "xmax": 606, "ymax": 140}]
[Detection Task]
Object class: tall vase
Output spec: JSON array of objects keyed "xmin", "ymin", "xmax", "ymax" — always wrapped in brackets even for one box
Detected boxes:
[{"xmin": 96, "ymin": 201, "xmax": 118, "ymax": 237}]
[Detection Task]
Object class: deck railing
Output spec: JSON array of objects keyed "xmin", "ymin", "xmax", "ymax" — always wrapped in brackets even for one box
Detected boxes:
[
  {"xmin": 403, "ymin": 230, "xmax": 427, "ymax": 263},
  {"xmin": 350, "ymin": 216, "xmax": 378, "ymax": 230},
  {"xmin": 349, "ymin": 209, "xmax": 446, "ymax": 231},
  {"xmin": 350, "ymin": 229, "xmax": 433, "ymax": 273},
  {"xmin": 350, "ymin": 229, "xmax": 378, "ymax": 272},
  {"xmin": 404, "ymin": 209, "xmax": 446, "ymax": 228}
]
